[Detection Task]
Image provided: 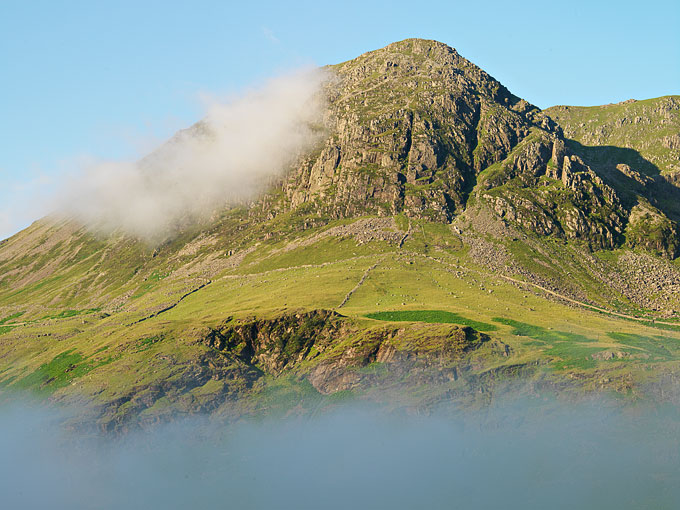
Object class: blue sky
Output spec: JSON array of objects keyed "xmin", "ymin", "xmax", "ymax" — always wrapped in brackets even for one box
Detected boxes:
[{"xmin": 1, "ymin": 0, "xmax": 679, "ymax": 239}]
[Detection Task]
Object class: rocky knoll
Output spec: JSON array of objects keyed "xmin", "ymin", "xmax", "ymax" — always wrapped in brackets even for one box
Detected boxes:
[
  {"xmin": 544, "ymin": 96, "xmax": 680, "ymax": 257},
  {"xmin": 471, "ymin": 124, "xmax": 623, "ymax": 249},
  {"xmin": 201, "ymin": 310, "xmax": 506, "ymax": 397}
]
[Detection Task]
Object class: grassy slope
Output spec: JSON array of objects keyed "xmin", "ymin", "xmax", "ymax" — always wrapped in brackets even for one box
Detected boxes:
[{"xmin": 1, "ymin": 209, "xmax": 679, "ymax": 428}]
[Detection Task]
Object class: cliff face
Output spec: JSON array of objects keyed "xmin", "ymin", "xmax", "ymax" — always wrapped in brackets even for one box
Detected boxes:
[
  {"xmin": 544, "ymin": 96, "xmax": 680, "ymax": 257},
  {"xmin": 283, "ymin": 39, "xmax": 540, "ymax": 221}
]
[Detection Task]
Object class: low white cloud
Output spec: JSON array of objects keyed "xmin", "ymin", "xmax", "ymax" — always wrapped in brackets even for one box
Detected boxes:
[{"xmin": 53, "ymin": 67, "xmax": 328, "ymax": 240}]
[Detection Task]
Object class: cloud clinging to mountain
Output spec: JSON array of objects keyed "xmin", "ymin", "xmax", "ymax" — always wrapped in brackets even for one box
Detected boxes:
[{"xmin": 56, "ymin": 68, "xmax": 328, "ymax": 240}]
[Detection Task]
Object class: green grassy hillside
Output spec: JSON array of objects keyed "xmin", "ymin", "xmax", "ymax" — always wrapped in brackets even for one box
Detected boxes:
[{"xmin": 2, "ymin": 210, "xmax": 680, "ymax": 430}]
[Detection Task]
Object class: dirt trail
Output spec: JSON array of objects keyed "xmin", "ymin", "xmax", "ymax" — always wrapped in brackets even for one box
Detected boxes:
[{"xmin": 495, "ymin": 273, "xmax": 678, "ymax": 326}]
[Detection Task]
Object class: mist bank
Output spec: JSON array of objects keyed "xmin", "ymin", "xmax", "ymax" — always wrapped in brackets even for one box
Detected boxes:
[
  {"xmin": 2, "ymin": 398, "xmax": 679, "ymax": 509},
  {"xmin": 52, "ymin": 68, "xmax": 328, "ymax": 240}
]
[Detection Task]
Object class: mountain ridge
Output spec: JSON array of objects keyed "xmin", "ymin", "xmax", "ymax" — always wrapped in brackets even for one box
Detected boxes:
[{"xmin": 1, "ymin": 39, "xmax": 680, "ymax": 431}]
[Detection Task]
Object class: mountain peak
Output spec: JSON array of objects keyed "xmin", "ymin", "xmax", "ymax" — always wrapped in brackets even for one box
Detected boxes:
[
  {"xmin": 284, "ymin": 39, "xmax": 538, "ymax": 222},
  {"xmin": 380, "ymin": 37, "xmax": 459, "ymax": 55},
  {"xmin": 336, "ymin": 37, "xmax": 471, "ymax": 77}
]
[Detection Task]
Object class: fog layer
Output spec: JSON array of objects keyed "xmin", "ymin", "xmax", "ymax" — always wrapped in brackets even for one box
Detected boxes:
[{"xmin": 1, "ymin": 400, "xmax": 679, "ymax": 509}]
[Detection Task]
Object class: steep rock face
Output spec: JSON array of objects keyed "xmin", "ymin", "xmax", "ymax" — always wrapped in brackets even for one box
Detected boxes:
[
  {"xmin": 283, "ymin": 39, "xmax": 541, "ymax": 221},
  {"xmin": 477, "ymin": 129, "xmax": 626, "ymax": 250}
]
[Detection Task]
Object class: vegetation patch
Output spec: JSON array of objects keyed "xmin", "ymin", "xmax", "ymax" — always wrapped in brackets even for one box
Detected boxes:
[
  {"xmin": 244, "ymin": 236, "xmax": 388, "ymax": 273},
  {"xmin": 492, "ymin": 317, "xmax": 594, "ymax": 343},
  {"xmin": 0, "ymin": 274, "xmax": 66, "ymax": 305},
  {"xmin": 252, "ymin": 375, "xmax": 325, "ymax": 416},
  {"xmin": 394, "ymin": 214, "xmax": 409, "ymax": 231},
  {"xmin": 0, "ymin": 311, "xmax": 24, "ymax": 324},
  {"xmin": 0, "ymin": 375, "xmax": 16, "ymax": 389},
  {"xmin": 366, "ymin": 310, "xmax": 497, "ymax": 331},
  {"xmin": 131, "ymin": 283, "xmax": 155, "ymax": 300},
  {"xmin": 607, "ymin": 332, "xmax": 677, "ymax": 361},
  {"xmin": 42, "ymin": 308, "xmax": 100, "ymax": 320},
  {"xmin": 548, "ymin": 344, "xmax": 602, "ymax": 370},
  {"xmin": 148, "ymin": 271, "xmax": 168, "ymax": 282},
  {"xmin": 136, "ymin": 335, "xmax": 164, "ymax": 352},
  {"xmin": 493, "ymin": 317, "xmax": 605, "ymax": 369},
  {"xmin": 14, "ymin": 349, "xmax": 95, "ymax": 395}
]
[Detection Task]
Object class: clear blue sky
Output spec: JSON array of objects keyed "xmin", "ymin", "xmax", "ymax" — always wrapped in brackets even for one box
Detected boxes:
[{"xmin": 1, "ymin": 0, "xmax": 679, "ymax": 239}]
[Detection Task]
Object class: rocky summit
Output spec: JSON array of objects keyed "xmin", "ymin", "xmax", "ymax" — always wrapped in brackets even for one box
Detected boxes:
[
  {"xmin": 284, "ymin": 39, "xmax": 539, "ymax": 221},
  {"xmin": 1, "ymin": 39, "xmax": 680, "ymax": 432}
]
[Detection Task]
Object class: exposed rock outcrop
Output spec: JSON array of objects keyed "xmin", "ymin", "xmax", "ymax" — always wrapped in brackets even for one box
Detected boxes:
[
  {"xmin": 283, "ymin": 39, "xmax": 542, "ymax": 221},
  {"xmin": 275, "ymin": 39, "xmax": 675, "ymax": 258},
  {"xmin": 204, "ymin": 310, "xmax": 345, "ymax": 374},
  {"xmin": 625, "ymin": 200, "xmax": 680, "ymax": 259},
  {"xmin": 202, "ymin": 310, "xmax": 505, "ymax": 396}
]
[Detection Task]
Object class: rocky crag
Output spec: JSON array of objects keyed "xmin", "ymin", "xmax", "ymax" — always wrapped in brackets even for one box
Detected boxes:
[{"xmin": 267, "ymin": 39, "xmax": 678, "ymax": 259}]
